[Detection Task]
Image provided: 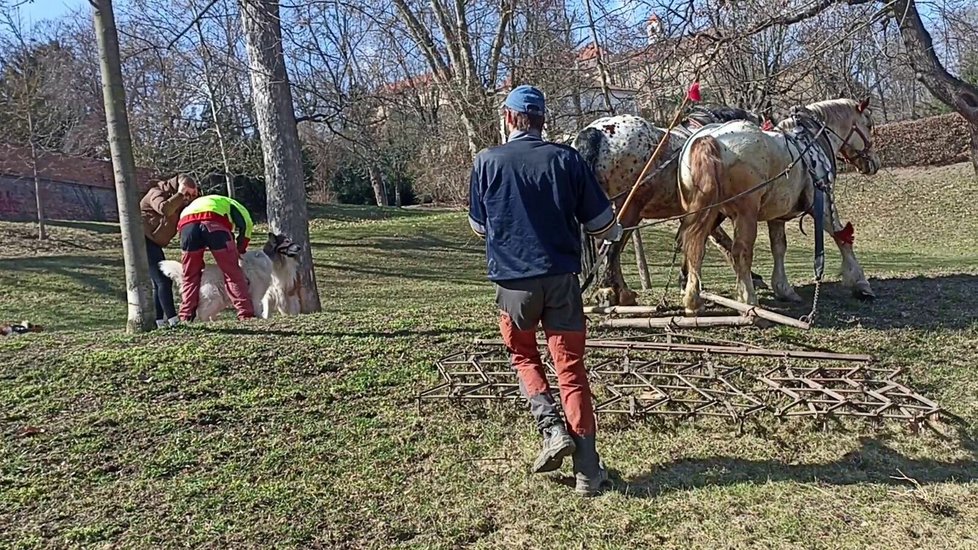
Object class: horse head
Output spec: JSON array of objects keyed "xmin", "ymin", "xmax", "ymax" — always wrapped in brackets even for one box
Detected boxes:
[{"xmin": 807, "ymin": 98, "xmax": 880, "ymax": 176}]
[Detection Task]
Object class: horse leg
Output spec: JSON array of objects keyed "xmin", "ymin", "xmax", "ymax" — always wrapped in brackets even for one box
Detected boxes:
[
  {"xmin": 768, "ymin": 221, "xmax": 802, "ymax": 302},
  {"xmin": 681, "ymin": 223, "xmax": 710, "ymax": 315},
  {"xmin": 680, "ymin": 135, "xmax": 725, "ymax": 315},
  {"xmin": 825, "ymin": 217, "xmax": 875, "ymax": 300},
  {"xmin": 595, "ymin": 243, "xmax": 638, "ymax": 307},
  {"xmin": 709, "ymin": 223, "xmax": 768, "ymax": 290},
  {"xmin": 732, "ymin": 214, "xmax": 759, "ymax": 306}
]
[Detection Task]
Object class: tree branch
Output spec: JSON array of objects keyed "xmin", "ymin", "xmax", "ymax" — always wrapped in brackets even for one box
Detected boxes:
[
  {"xmin": 390, "ymin": 0, "xmax": 451, "ymax": 81},
  {"xmin": 889, "ymin": 0, "xmax": 978, "ymax": 121}
]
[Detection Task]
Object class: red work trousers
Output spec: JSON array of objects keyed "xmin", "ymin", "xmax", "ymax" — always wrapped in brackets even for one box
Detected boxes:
[
  {"xmin": 178, "ymin": 220, "xmax": 254, "ymax": 321},
  {"xmin": 496, "ymin": 274, "xmax": 596, "ymax": 437}
]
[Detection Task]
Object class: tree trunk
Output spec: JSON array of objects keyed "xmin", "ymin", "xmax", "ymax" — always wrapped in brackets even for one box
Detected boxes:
[
  {"xmin": 890, "ymin": 0, "xmax": 978, "ymax": 176},
  {"xmin": 92, "ymin": 0, "xmax": 155, "ymax": 333},
  {"xmin": 27, "ymin": 113, "xmax": 46, "ymax": 241},
  {"xmin": 584, "ymin": 0, "xmax": 615, "ymax": 116},
  {"xmin": 971, "ymin": 125, "xmax": 978, "ymax": 178},
  {"xmin": 632, "ymin": 229, "xmax": 652, "ymax": 291},
  {"xmin": 239, "ymin": 0, "xmax": 321, "ymax": 313},
  {"xmin": 367, "ymin": 165, "xmax": 389, "ymax": 207},
  {"xmin": 191, "ymin": 0, "xmax": 235, "ymax": 197}
]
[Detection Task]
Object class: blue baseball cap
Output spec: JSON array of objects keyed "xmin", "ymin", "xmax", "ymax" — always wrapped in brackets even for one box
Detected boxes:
[{"xmin": 504, "ymin": 84, "xmax": 546, "ymax": 115}]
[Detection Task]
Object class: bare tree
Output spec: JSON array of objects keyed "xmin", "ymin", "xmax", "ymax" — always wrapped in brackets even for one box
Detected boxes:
[
  {"xmin": 888, "ymin": 0, "xmax": 978, "ymax": 175},
  {"xmin": 389, "ymin": 0, "xmax": 514, "ymax": 158},
  {"xmin": 91, "ymin": 0, "xmax": 155, "ymax": 333},
  {"xmin": 239, "ymin": 0, "xmax": 322, "ymax": 312},
  {"xmin": 0, "ymin": 13, "xmax": 105, "ymax": 238},
  {"xmin": 189, "ymin": 0, "xmax": 235, "ymax": 196}
]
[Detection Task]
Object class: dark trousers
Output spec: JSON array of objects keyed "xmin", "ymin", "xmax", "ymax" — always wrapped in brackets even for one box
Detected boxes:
[{"xmin": 145, "ymin": 237, "xmax": 177, "ymax": 321}]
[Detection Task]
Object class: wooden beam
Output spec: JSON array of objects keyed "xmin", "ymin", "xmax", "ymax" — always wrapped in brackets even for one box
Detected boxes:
[{"xmin": 700, "ymin": 291, "xmax": 810, "ymax": 330}]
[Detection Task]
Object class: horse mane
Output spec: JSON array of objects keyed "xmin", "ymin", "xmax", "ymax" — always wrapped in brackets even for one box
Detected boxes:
[
  {"xmin": 802, "ymin": 98, "xmax": 859, "ymax": 127},
  {"xmin": 687, "ymin": 105, "xmax": 760, "ymax": 125}
]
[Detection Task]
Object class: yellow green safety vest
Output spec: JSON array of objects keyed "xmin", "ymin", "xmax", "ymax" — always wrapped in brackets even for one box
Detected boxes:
[{"xmin": 181, "ymin": 194, "xmax": 254, "ymax": 242}]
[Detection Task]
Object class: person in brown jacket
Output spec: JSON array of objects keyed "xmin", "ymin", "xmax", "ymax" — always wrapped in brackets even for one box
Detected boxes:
[{"xmin": 140, "ymin": 174, "xmax": 198, "ymax": 328}]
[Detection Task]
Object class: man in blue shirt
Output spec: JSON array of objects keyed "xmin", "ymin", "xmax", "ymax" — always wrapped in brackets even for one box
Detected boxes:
[{"xmin": 469, "ymin": 84, "xmax": 623, "ymax": 496}]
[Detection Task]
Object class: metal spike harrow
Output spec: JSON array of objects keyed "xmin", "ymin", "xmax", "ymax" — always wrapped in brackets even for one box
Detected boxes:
[{"xmin": 418, "ymin": 344, "xmax": 943, "ymax": 429}]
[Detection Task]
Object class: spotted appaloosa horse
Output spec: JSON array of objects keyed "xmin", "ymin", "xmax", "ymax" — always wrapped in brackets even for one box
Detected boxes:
[
  {"xmin": 678, "ymin": 98, "xmax": 879, "ymax": 315},
  {"xmin": 572, "ymin": 106, "xmax": 766, "ymax": 307}
]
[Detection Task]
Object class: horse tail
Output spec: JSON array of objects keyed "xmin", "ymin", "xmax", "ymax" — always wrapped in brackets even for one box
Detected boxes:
[
  {"xmin": 680, "ymin": 135, "xmax": 725, "ymax": 260},
  {"xmin": 573, "ymin": 127, "xmax": 605, "ymax": 174}
]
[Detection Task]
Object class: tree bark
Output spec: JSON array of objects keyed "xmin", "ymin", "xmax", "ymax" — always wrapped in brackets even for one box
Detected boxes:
[
  {"xmin": 239, "ymin": 0, "xmax": 321, "ymax": 313},
  {"xmin": 27, "ymin": 112, "xmax": 46, "ymax": 241},
  {"xmin": 368, "ymin": 164, "xmax": 389, "ymax": 207},
  {"xmin": 890, "ymin": 0, "xmax": 978, "ymax": 177},
  {"xmin": 92, "ymin": 0, "xmax": 155, "ymax": 333}
]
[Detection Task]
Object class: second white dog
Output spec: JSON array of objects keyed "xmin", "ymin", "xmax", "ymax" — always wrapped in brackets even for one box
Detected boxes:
[{"xmin": 159, "ymin": 232, "xmax": 302, "ymax": 321}]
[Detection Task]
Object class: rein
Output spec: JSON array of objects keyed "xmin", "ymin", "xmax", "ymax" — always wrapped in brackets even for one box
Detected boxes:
[{"xmin": 623, "ymin": 121, "xmax": 831, "ymax": 233}]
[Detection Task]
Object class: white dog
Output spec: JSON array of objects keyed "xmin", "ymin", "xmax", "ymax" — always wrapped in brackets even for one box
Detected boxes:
[{"xmin": 159, "ymin": 232, "xmax": 302, "ymax": 321}]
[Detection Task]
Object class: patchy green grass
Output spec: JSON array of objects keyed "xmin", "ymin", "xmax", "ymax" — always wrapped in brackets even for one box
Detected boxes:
[{"xmin": 1, "ymin": 163, "xmax": 978, "ymax": 548}]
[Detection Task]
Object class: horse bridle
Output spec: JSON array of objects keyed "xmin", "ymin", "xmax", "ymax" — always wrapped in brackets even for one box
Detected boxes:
[
  {"xmin": 832, "ymin": 123, "xmax": 874, "ymax": 165},
  {"xmin": 796, "ymin": 107, "xmax": 874, "ymax": 166}
]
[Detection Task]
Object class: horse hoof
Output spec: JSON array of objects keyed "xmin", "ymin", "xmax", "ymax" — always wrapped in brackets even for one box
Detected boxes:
[
  {"xmin": 618, "ymin": 289, "xmax": 639, "ymax": 307},
  {"xmin": 853, "ymin": 288, "xmax": 876, "ymax": 301},
  {"xmin": 595, "ymin": 288, "xmax": 618, "ymax": 308},
  {"xmin": 752, "ymin": 275, "xmax": 769, "ymax": 290},
  {"xmin": 852, "ymin": 281, "xmax": 875, "ymax": 301}
]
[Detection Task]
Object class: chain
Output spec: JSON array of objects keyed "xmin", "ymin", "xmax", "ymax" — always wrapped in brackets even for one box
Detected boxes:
[{"xmin": 801, "ymin": 277, "xmax": 822, "ymax": 326}]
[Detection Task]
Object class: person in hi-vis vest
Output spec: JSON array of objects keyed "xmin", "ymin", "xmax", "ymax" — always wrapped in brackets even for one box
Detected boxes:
[{"xmin": 175, "ymin": 194, "xmax": 255, "ymax": 321}]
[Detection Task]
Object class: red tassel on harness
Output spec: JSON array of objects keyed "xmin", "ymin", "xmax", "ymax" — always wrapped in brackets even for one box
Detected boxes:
[
  {"xmin": 833, "ymin": 222, "xmax": 855, "ymax": 245},
  {"xmin": 687, "ymin": 82, "xmax": 701, "ymax": 102},
  {"xmin": 761, "ymin": 119, "xmax": 774, "ymax": 131}
]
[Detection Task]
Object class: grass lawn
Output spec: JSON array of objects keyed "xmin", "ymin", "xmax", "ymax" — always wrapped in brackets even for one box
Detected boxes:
[{"xmin": 2, "ymin": 163, "xmax": 978, "ymax": 548}]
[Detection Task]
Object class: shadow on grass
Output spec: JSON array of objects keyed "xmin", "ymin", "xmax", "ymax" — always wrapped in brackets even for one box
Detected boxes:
[
  {"xmin": 611, "ymin": 434, "xmax": 978, "ymax": 499},
  {"xmin": 314, "ymin": 261, "xmax": 485, "ymax": 285},
  {"xmin": 756, "ymin": 273, "xmax": 978, "ymax": 331},
  {"xmin": 207, "ymin": 326, "xmax": 481, "ymax": 339},
  {"xmin": 312, "ymin": 234, "xmax": 482, "ymax": 256},
  {"xmin": 0, "ymin": 254, "xmax": 124, "ymax": 301},
  {"xmin": 308, "ymin": 203, "xmax": 428, "ymax": 223},
  {"xmin": 46, "ymin": 219, "xmax": 120, "ymax": 234}
]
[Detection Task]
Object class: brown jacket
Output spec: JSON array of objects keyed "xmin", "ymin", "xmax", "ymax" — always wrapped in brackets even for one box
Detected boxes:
[{"xmin": 140, "ymin": 177, "xmax": 190, "ymax": 246}]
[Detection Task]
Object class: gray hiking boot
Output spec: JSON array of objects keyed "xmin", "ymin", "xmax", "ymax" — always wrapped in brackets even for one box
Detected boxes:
[
  {"xmin": 531, "ymin": 423, "xmax": 576, "ymax": 474},
  {"xmin": 572, "ymin": 434, "xmax": 610, "ymax": 496}
]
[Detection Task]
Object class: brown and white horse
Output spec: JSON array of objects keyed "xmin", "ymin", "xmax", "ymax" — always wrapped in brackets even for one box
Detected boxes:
[
  {"xmin": 678, "ymin": 98, "xmax": 880, "ymax": 315},
  {"xmin": 572, "ymin": 106, "xmax": 766, "ymax": 307}
]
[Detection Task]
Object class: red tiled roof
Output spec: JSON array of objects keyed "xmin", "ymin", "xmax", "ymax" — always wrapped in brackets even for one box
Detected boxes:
[
  {"xmin": 0, "ymin": 142, "xmax": 157, "ymax": 190},
  {"xmin": 578, "ymin": 42, "xmax": 606, "ymax": 62},
  {"xmin": 380, "ymin": 72, "xmax": 437, "ymax": 94}
]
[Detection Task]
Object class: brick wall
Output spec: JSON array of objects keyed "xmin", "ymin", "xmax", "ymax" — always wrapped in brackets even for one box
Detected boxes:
[
  {"xmin": 0, "ymin": 175, "xmax": 120, "ymax": 222},
  {"xmin": 0, "ymin": 143, "xmax": 157, "ymax": 223}
]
